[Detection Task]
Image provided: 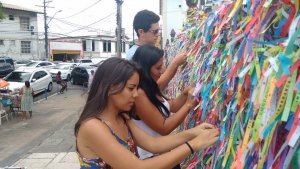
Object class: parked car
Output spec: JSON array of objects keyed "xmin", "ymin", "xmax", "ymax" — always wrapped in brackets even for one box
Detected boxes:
[
  {"xmin": 17, "ymin": 61, "xmax": 56, "ymax": 71},
  {"xmin": 70, "ymin": 66, "xmax": 97, "ymax": 85},
  {"xmin": 0, "ymin": 56, "xmax": 15, "ymax": 69},
  {"xmin": 3, "ymin": 69, "xmax": 53, "ymax": 95},
  {"xmin": 49, "ymin": 63, "xmax": 77, "ymax": 81},
  {"xmin": 14, "ymin": 60, "xmax": 32, "ymax": 69},
  {"xmin": 74, "ymin": 59, "xmax": 93, "ymax": 66},
  {"xmin": 0, "ymin": 63, "xmax": 14, "ymax": 78}
]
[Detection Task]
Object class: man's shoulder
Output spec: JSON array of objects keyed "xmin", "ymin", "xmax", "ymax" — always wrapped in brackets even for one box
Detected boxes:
[{"xmin": 126, "ymin": 45, "xmax": 139, "ymax": 60}]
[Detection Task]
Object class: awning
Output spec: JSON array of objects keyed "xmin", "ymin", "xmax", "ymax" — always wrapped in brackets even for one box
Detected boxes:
[{"xmin": 52, "ymin": 50, "xmax": 81, "ymax": 55}]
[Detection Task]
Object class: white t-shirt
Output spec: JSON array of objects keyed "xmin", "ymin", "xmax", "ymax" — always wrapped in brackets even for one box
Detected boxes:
[
  {"xmin": 88, "ymin": 75, "xmax": 94, "ymax": 88},
  {"xmin": 126, "ymin": 44, "xmax": 139, "ymax": 60},
  {"xmin": 133, "ymin": 98, "xmax": 171, "ymax": 159}
]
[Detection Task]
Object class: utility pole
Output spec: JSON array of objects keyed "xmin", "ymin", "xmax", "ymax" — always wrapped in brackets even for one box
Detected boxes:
[
  {"xmin": 43, "ymin": 0, "xmax": 49, "ymax": 60},
  {"xmin": 116, "ymin": 0, "xmax": 123, "ymax": 57}
]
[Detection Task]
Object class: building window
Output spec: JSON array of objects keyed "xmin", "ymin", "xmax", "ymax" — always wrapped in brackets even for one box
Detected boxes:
[
  {"xmin": 82, "ymin": 40, "xmax": 86, "ymax": 51},
  {"xmin": 115, "ymin": 42, "xmax": 126, "ymax": 53},
  {"xmin": 103, "ymin": 40, "xmax": 111, "ymax": 52},
  {"xmin": 92, "ymin": 40, "xmax": 95, "ymax": 51},
  {"xmin": 10, "ymin": 40, "xmax": 15, "ymax": 45},
  {"xmin": 0, "ymin": 40, "xmax": 4, "ymax": 45},
  {"xmin": 122, "ymin": 41, "xmax": 125, "ymax": 53},
  {"xmin": 21, "ymin": 41, "xmax": 31, "ymax": 53},
  {"xmin": 20, "ymin": 17, "xmax": 30, "ymax": 31},
  {"xmin": 9, "ymin": 15, "xmax": 14, "ymax": 20}
]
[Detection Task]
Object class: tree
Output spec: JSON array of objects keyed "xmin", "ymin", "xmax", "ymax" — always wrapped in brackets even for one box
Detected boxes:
[
  {"xmin": 0, "ymin": 2, "xmax": 4, "ymax": 20},
  {"xmin": 186, "ymin": 0, "xmax": 198, "ymax": 8}
]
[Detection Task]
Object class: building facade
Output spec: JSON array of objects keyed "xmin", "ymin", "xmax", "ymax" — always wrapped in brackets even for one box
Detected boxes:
[
  {"xmin": 160, "ymin": 0, "xmax": 212, "ymax": 48},
  {"xmin": 160, "ymin": 0, "xmax": 187, "ymax": 48},
  {"xmin": 0, "ymin": 3, "xmax": 41, "ymax": 61},
  {"xmin": 49, "ymin": 34, "xmax": 129, "ymax": 62}
]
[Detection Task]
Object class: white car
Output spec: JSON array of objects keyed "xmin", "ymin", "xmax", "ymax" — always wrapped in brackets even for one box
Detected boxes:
[
  {"xmin": 49, "ymin": 63, "xmax": 77, "ymax": 81},
  {"xmin": 74, "ymin": 59, "xmax": 93, "ymax": 67},
  {"xmin": 17, "ymin": 61, "xmax": 56, "ymax": 71},
  {"xmin": 14, "ymin": 60, "xmax": 32, "ymax": 69},
  {"xmin": 3, "ymin": 69, "xmax": 53, "ymax": 95}
]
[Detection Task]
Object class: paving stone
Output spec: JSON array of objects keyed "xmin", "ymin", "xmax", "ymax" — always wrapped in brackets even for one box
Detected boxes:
[
  {"xmin": 12, "ymin": 158, "xmax": 52, "ymax": 169},
  {"xmin": 27, "ymin": 153, "xmax": 58, "ymax": 159}
]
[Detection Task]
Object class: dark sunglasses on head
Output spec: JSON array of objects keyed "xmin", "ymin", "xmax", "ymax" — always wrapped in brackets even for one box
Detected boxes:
[{"xmin": 149, "ymin": 29, "xmax": 160, "ymax": 35}]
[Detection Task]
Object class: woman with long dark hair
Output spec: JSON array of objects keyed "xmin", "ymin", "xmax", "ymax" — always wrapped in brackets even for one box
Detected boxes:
[
  {"xmin": 131, "ymin": 45, "xmax": 196, "ymax": 164},
  {"xmin": 74, "ymin": 57, "xmax": 219, "ymax": 169}
]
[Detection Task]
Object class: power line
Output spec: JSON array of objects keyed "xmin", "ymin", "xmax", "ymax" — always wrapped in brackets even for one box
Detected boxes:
[
  {"xmin": 51, "ymin": 17, "xmax": 99, "ymax": 32},
  {"xmin": 64, "ymin": 11, "xmax": 116, "ymax": 35},
  {"xmin": 56, "ymin": 0, "xmax": 102, "ymax": 19}
]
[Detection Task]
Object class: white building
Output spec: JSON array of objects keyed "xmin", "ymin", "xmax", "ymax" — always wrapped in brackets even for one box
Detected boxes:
[
  {"xmin": 49, "ymin": 34, "xmax": 130, "ymax": 62},
  {"xmin": 160, "ymin": 0, "xmax": 188, "ymax": 48},
  {"xmin": 0, "ymin": 3, "xmax": 41, "ymax": 61},
  {"xmin": 160, "ymin": 0, "xmax": 211, "ymax": 48}
]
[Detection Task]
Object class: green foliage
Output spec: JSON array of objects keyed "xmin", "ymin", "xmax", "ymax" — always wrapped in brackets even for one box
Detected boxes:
[{"xmin": 0, "ymin": 2, "xmax": 4, "ymax": 20}]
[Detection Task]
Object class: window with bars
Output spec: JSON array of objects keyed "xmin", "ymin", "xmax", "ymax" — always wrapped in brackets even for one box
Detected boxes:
[
  {"xmin": 103, "ymin": 40, "xmax": 111, "ymax": 52},
  {"xmin": 21, "ymin": 41, "xmax": 31, "ymax": 53},
  {"xmin": 92, "ymin": 40, "xmax": 95, "ymax": 51},
  {"xmin": 0, "ymin": 40, "xmax": 4, "ymax": 45},
  {"xmin": 83, "ymin": 40, "xmax": 86, "ymax": 51},
  {"xmin": 9, "ymin": 15, "xmax": 14, "ymax": 20},
  {"xmin": 115, "ymin": 41, "xmax": 126, "ymax": 53},
  {"xmin": 11, "ymin": 40, "xmax": 15, "ymax": 45},
  {"xmin": 122, "ymin": 42, "xmax": 126, "ymax": 53},
  {"xmin": 20, "ymin": 17, "xmax": 30, "ymax": 31}
]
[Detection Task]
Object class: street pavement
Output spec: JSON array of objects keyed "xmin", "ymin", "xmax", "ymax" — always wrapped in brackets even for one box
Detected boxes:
[{"xmin": 0, "ymin": 86, "xmax": 86, "ymax": 169}]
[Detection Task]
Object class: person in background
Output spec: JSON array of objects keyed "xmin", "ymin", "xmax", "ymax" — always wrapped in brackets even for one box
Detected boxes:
[
  {"xmin": 88, "ymin": 70, "xmax": 95, "ymax": 90},
  {"xmin": 20, "ymin": 81, "xmax": 34, "ymax": 120},
  {"xmin": 126, "ymin": 10, "xmax": 187, "ymax": 91},
  {"xmin": 132, "ymin": 45, "xmax": 196, "ymax": 168},
  {"xmin": 56, "ymin": 71, "xmax": 67, "ymax": 94},
  {"xmin": 74, "ymin": 57, "xmax": 219, "ymax": 169},
  {"xmin": 126, "ymin": 10, "xmax": 160, "ymax": 60}
]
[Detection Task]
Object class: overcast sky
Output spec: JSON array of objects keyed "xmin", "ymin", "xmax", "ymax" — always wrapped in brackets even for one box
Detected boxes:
[{"xmin": 1, "ymin": 0, "xmax": 160, "ymax": 38}]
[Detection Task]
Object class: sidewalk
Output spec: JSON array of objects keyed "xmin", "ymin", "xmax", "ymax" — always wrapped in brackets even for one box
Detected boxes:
[{"xmin": 0, "ymin": 89, "xmax": 85, "ymax": 169}]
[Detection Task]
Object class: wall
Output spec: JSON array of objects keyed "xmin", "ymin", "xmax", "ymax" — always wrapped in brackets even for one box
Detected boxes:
[
  {"xmin": 162, "ymin": 0, "xmax": 187, "ymax": 48},
  {"xmin": 0, "ymin": 8, "xmax": 39, "ymax": 61}
]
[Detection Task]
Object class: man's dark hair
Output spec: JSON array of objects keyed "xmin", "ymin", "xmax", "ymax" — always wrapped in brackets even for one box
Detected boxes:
[{"xmin": 133, "ymin": 10, "xmax": 160, "ymax": 37}]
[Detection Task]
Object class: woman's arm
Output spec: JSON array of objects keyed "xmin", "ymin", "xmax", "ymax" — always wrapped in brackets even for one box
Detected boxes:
[
  {"xmin": 78, "ymin": 119, "xmax": 219, "ymax": 169},
  {"xmin": 157, "ymin": 53, "xmax": 187, "ymax": 90},
  {"xmin": 169, "ymin": 93, "xmax": 187, "ymax": 113},
  {"xmin": 19, "ymin": 88, "xmax": 23, "ymax": 95},
  {"xmin": 169, "ymin": 85, "xmax": 195, "ymax": 112},
  {"xmin": 135, "ymin": 89, "xmax": 194, "ymax": 135},
  {"xmin": 126, "ymin": 119, "xmax": 216, "ymax": 154},
  {"xmin": 31, "ymin": 87, "xmax": 34, "ymax": 96}
]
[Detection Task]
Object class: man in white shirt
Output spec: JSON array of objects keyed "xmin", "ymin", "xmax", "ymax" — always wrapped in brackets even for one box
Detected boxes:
[{"xmin": 126, "ymin": 10, "xmax": 160, "ymax": 60}]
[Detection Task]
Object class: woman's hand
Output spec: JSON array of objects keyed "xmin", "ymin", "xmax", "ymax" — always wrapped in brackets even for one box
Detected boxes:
[
  {"xmin": 188, "ymin": 123, "xmax": 216, "ymax": 137},
  {"xmin": 184, "ymin": 86, "xmax": 197, "ymax": 108},
  {"xmin": 183, "ymin": 84, "xmax": 194, "ymax": 96},
  {"xmin": 172, "ymin": 52, "xmax": 187, "ymax": 66},
  {"xmin": 188, "ymin": 125, "xmax": 220, "ymax": 151}
]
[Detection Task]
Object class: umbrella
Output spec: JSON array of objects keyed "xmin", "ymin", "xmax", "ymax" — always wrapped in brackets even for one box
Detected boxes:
[{"xmin": 0, "ymin": 78, "xmax": 9, "ymax": 88}]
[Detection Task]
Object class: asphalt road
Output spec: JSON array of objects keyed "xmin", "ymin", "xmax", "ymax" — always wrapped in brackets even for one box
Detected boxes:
[{"xmin": 33, "ymin": 82, "xmax": 87, "ymax": 102}]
